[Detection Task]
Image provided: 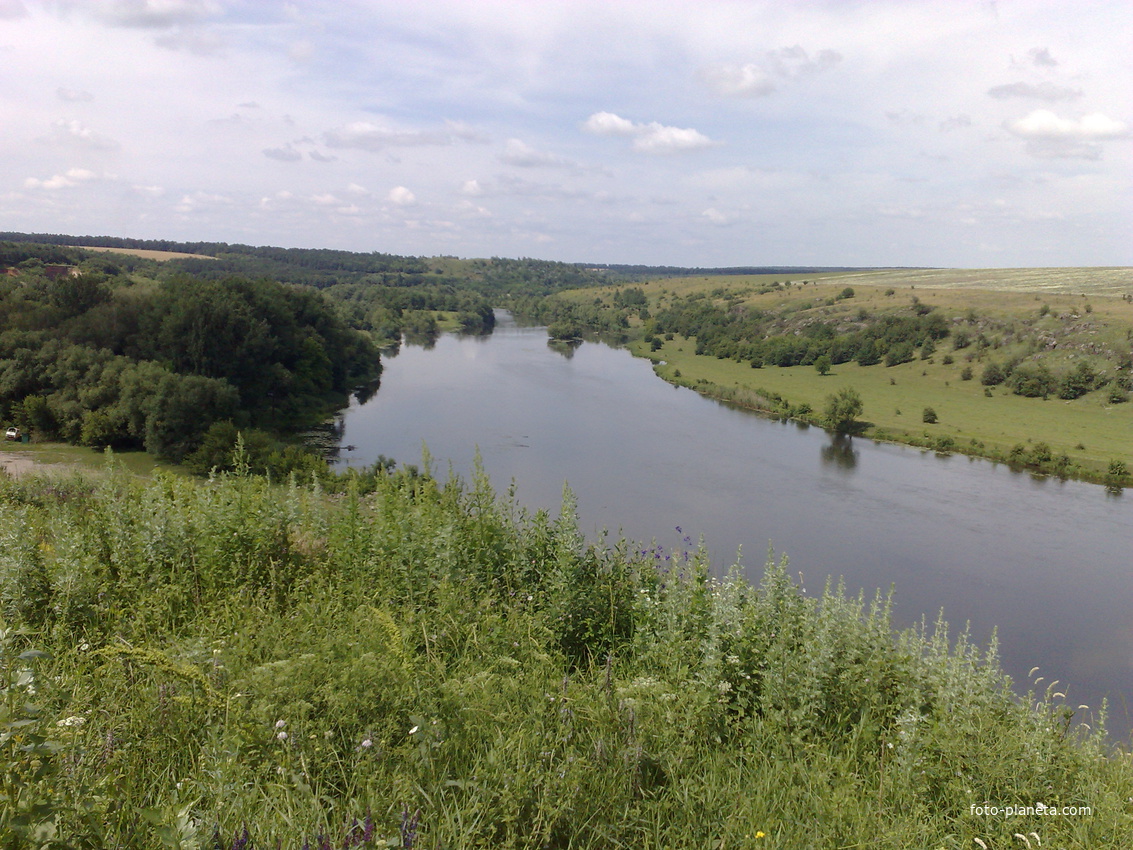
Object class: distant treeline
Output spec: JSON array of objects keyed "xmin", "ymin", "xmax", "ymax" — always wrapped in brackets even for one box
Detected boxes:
[
  {"xmin": 587, "ymin": 263, "xmax": 896, "ymax": 279},
  {"xmin": 0, "ymin": 253, "xmax": 380, "ymax": 463},
  {"xmin": 0, "ymin": 232, "xmax": 615, "ymax": 295}
]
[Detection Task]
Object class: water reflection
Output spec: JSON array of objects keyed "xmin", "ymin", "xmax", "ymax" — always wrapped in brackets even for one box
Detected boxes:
[
  {"xmin": 820, "ymin": 434, "xmax": 858, "ymax": 471},
  {"xmin": 547, "ymin": 339, "xmax": 581, "ymax": 359}
]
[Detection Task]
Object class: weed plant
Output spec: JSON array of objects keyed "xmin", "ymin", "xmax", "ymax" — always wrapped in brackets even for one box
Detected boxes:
[{"xmin": 1, "ymin": 456, "xmax": 1131, "ymax": 847}]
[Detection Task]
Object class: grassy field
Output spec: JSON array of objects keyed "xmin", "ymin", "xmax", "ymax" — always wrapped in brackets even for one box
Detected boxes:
[
  {"xmin": 77, "ymin": 245, "xmax": 216, "ymax": 262},
  {"xmin": 585, "ymin": 269, "xmax": 1133, "ymax": 481},
  {"xmin": 0, "ymin": 441, "xmax": 181, "ymax": 478}
]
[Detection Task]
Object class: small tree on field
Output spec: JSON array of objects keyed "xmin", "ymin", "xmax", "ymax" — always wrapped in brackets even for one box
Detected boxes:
[
  {"xmin": 922, "ymin": 407, "xmax": 937, "ymax": 424},
  {"xmin": 814, "ymin": 355, "xmax": 832, "ymax": 376},
  {"xmin": 824, "ymin": 387, "xmax": 863, "ymax": 433}
]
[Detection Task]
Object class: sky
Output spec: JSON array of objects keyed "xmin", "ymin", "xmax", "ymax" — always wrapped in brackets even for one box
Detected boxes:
[{"xmin": 1, "ymin": 0, "xmax": 1130, "ymax": 268}]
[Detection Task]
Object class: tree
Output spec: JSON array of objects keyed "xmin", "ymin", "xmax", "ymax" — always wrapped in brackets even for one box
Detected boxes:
[
  {"xmin": 922, "ymin": 407, "xmax": 938, "ymax": 424},
  {"xmin": 814, "ymin": 354, "xmax": 831, "ymax": 376},
  {"xmin": 824, "ymin": 387, "xmax": 863, "ymax": 433}
]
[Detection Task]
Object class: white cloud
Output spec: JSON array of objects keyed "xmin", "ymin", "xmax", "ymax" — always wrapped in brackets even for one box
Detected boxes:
[
  {"xmin": 700, "ymin": 46, "xmax": 840, "ymax": 98},
  {"xmin": 387, "ymin": 186, "xmax": 416, "ymax": 206},
  {"xmin": 153, "ymin": 28, "xmax": 225, "ymax": 55},
  {"xmin": 25, "ymin": 168, "xmax": 98, "ymax": 190},
  {"xmin": 93, "ymin": 0, "xmax": 219, "ymax": 29},
  {"xmin": 309, "ymin": 150, "xmax": 337, "ymax": 163},
  {"xmin": 1007, "ymin": 110, "xmax": 1128, "ymax": 140},
  {"xmin": 174, "ymin": 191, "xmax": 230, "ymax": 213},
  {"xmin": 582, "ymin": 112, "xmax": 714, "ymax": 154},
  {"xmin": 700, "ymin": 64, "xmax": 775, "ymax": 98},
  {"xmin": 938, "ymin": 115, "xmax": 972, "ymax": 133},
  {"xmin": 0, "ymin": 0, "xmax": 27, "ymax": 18},
  {"xmin": 500, "ymin": 138, "xmax": 576, "ymax": 169},
  {"xmin": 263, "ymin": 145, "xmax": 302, "ymax": 162},
  {"xmin": 1006, "ymin": 110, "xmax": 1129, "ymax": 160},
  {"xmin": 582, "ymin": 112, "xmax": 638, "ymax": 136},
  {"xmin": 701, "ymin": 207, "xmax": 735, "ymax": 225},
  {"xmin": 1028, "ymin": 46, "xmax": 1058, "ymax": 67},
  {"xmin": 988, "ymin": 81, "xmax": 1082, "ymax": 102},
  {"xmin": 42, "ymin": 119, "xmax": 120, "ymax": 151},
  {"xmin": 462, "ymin": 179, "xmax": 484, "ymax": 196},
  {"xmin": 324, "ymin": 121, "xmax": 451, "ymax": 151},
  {"xmin": 56, "ymin": 87, "xmax": 94, "ymax": 103}
]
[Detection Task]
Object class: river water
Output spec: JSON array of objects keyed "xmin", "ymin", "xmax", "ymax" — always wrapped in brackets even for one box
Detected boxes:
[{"xmin": 336, "ymin": 312, "xmax": 1133, "ymax": 738}]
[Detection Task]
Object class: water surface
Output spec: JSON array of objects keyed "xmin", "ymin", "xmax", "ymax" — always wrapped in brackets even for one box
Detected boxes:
[{"xmin": 337, "ymin": 313, "xmax": 1133, "ymax": 737}]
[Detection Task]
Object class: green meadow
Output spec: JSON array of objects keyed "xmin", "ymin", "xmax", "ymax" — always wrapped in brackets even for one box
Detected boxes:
[{"xmin": 603, "ymin": 270, "xmax": 1133, "ymax": 482}]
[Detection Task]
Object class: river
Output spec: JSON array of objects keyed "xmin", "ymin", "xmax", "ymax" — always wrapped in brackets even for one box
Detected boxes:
[{"xmin": 335, "ymin": 311, "xmax": 1133, "ymax": 739}]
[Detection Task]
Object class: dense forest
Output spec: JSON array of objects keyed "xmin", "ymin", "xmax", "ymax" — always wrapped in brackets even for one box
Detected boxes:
[{"xmin": 0, "ymin": 245, "xmax": 380, "ymax": 465}]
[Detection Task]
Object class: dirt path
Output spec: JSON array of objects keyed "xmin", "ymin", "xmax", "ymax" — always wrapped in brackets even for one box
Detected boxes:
[{"xmin": 0, "ymin": 450, "xmax": 76, "ymax": 479}]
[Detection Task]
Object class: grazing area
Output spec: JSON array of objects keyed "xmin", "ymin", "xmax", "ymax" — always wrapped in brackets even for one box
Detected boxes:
[
  {"xmin": 1, "ymin": 460, "xmax": 1131, "ymax": 848},
  {"xmin": 523, "ymin": 269, "xmax": 1133, "ymax": 486}
]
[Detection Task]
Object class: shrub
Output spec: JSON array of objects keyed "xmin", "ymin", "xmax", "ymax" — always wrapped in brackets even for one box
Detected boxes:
[
  {"xmin": 960, "ymin": 366, "xmax": 973, "ymax": 381},
  {"xmin": 922, "ymin": 407, "xmax": 938, "ymax": 424},
  {"xmin": 1008, "ymin": 363, "xmax": 1056, "ymax": 398},
  {"xmin": 980, "ymin": 362, "xmax": 1005, "ymax": 386}
]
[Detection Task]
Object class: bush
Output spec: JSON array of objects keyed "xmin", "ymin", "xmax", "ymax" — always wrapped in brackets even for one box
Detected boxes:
[
  {"xmin": 980, "ymin": 362, "xmax": 1005, "ymax": 386},
  {"xmin": 922, "ymin": 407, "xmax": 938, "ymax": 424},
  {"xmin": 960, "ymin": 366, "xmax": 972, "ymax": 380}
]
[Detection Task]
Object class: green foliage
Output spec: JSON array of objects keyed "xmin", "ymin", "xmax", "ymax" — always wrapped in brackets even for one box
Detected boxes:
[
  {"xmin": 0, "ymin": 269, "xmax": 380, "ymax": 462},
  {"xmin": 981, "ymin": 362, "xmax": 1006, "ymax": 386},
  {"xmin": 814, "ymin": 354, "xmax": 831, "ymax": 376},
  {"xmin": 922, "ymin": 406, "xmax": 938, "ymax": 424},
  {"xmin": 824, "ymin": 386, "xmax": 864, "ymax": 433},
  {"xmin": 0, "ymin": 466, "xmax": 1128, "ymax": 847}
]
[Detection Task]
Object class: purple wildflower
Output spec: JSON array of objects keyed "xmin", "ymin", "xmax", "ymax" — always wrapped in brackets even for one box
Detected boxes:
[
  {"xmin": 400, "ymin": 807, "xmax": 421, "ymax": 849},
  {"xmin": 231, "ymin": 825, "xmax": 250, "ymax": 850}
]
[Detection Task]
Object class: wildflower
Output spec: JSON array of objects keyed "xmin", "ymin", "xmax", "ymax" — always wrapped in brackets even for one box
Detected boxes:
[
  {"xmin": 361, "ymin": 738, "xmax": 373, "ymax": 748},
  {"xmin": 756, "ymin": 832, "xmax": 766, "ymax": 839},
  {"xmin": 400, "ymin": 807, "xmax": 421, "ymax": 849},
  {"xmin": 56, "ymin": 715, "xmax": 86, "ymax": 728},
  {"xmin": 409, "ymin": 725, "xmax": 419, "ymax": 735},
  {"xmin": 277, "ymin": 731, "xmax": 288, "ymax": 741},
  {"xmin": 275, "ymin": 719, "xmax": 287, "ymax": 729}
]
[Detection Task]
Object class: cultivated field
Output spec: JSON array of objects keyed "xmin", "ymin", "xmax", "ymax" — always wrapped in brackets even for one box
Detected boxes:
[
  {"xmin": 807, "ymin": 266, "xmax": 1133, "ymax": 297},
  {"xmin": 79, "ymin": 245, "xmax": 216, "ymax": 262}
]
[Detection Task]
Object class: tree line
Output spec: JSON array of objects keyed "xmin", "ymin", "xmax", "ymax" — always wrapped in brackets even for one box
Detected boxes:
[{"xmin": 0, "ymin": 251, "xmax": 380, "ymax": 464}]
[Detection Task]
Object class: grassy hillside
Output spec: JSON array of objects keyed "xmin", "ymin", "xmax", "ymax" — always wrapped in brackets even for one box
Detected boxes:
[
  {"xmin": 548, "ymin": 270, "xmax": 1133, "ymax": 484},
  {"xmin": 1, "ymin": 460, "xmax": 1131, "ymax": 847}
]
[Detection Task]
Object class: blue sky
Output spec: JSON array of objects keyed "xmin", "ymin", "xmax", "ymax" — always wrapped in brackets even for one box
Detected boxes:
[{"xmin": 1, "ymin": 0, "xmax": 1130, "ymax": 267}]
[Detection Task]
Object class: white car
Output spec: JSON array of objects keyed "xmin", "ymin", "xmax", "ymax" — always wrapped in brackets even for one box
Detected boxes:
[{"xmin": 5, "ymin": 427, "xmax": 20, "ymax": 441}]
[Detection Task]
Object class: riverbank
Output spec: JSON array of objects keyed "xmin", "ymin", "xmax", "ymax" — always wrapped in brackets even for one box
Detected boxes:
[
  {"xmin": 631, "ymin": 335, "xmax": 1131, "ymax": 487},
  {"xmin": 585, "ymin": 272, "xmax": 1133, "ymax": 489}
]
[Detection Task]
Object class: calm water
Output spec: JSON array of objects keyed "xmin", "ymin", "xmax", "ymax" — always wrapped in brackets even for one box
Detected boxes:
[{"xmin": 336, "ymin": 312, "xmax": 1133, "ymax": 738}]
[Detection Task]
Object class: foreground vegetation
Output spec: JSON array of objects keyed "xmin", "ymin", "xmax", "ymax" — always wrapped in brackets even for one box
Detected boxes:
[{"xmin": 2, "ymin": 458, "xmax": 1131, "ymax": 848}]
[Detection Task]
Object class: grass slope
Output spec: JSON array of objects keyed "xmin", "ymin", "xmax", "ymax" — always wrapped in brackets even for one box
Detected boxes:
[
  {"xmin": 610, "ymin": 271, "xmax": 1133, "ymax": 481},
  {"xmin": 1, "ymin": 462, "xmax": 1131, "ymax": 848}
]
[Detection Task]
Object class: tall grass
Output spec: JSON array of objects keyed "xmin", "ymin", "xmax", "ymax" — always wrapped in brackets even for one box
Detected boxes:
[{"xmin": 1, "ymin": 458, "xmax": 1130, "ymax": 848}]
